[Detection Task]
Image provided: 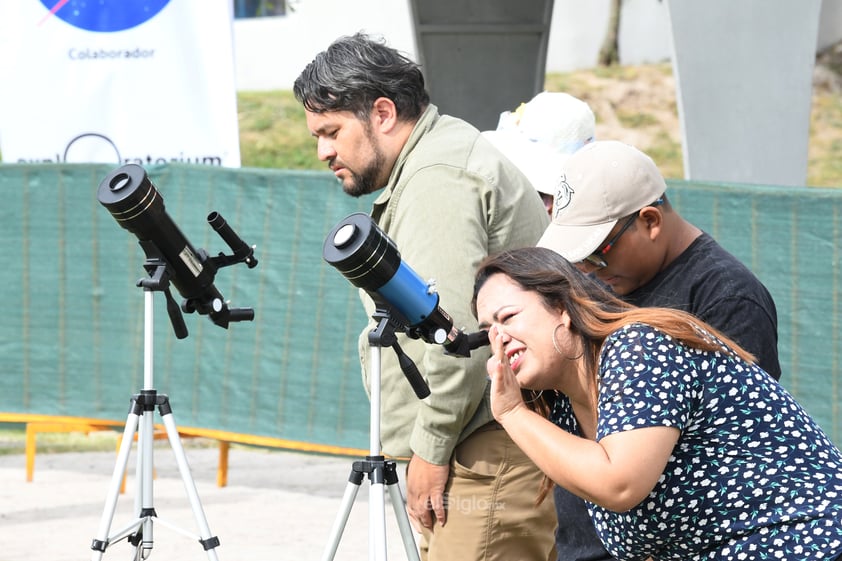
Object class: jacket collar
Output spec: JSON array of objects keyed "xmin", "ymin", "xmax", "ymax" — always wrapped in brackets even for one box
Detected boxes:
[{"xmin": 372, "ymin": 104, "xmax": 440, "ymax": 211}]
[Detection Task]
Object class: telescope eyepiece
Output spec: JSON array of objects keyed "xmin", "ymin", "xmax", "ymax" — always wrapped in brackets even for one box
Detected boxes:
[
  {"xmin": 333, "ymin": 223, "xmax": 358, "ymax": 248},
  {"xmin": 108, "ymin": 172, "xmax": 132, "ymax": 192}
]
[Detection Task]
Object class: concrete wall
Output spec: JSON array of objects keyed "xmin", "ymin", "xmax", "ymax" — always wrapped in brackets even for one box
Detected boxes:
[
  {"xmin": 232, "ymin": 0, "xmax": 842, "ymax": 91},
  {"xmin": 232, "ymin": 0, "xmax": 415, "ymax": 92}
]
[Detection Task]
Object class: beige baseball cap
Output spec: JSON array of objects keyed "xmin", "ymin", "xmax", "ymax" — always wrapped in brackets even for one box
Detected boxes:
[{"xmin": 537, "ymin": 140, "xmax": 666, "ymax": 262}]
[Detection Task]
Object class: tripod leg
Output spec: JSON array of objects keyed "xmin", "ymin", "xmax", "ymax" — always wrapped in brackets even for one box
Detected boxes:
[
  {"xmin": 369, "ymin": 474, "xmax": 388, "ymax": 561},
  {"xmin": 158, "ymin": 401, "xmax": 221, "ymax": 560},
  {"xmin": 135, "ymin": 405, "xmax": 157, "ymax": 558},
  {"xmin": 321, "ymin": 469, "xmax": 364, "ymax": 561},
  {"xmin": 384, "ymin": 463, "xmax": 420, "ymax": 561},
  {"xmin": 323, "ymin": 459, "xmax": 401, "ymax": 561},
  {"xmin": 91, "ymin": 406, "xmax": 143, "ymax": 561}
]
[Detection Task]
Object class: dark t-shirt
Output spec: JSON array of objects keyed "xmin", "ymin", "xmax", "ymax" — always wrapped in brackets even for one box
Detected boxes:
[{"xmin": 623, "ymin": 232, "xmax": 781, "ymax": 380}]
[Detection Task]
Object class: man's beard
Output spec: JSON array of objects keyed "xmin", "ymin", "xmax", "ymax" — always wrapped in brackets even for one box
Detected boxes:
[{"xmin": 342, "ymin": 129, "xmax": 387, "ymax": 198}]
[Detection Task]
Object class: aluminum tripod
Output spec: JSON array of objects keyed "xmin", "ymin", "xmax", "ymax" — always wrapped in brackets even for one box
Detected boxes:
[
  {"xmin": 90, "ymin": 288, "xmax": 221, "ymax": 561},
  {"xmin": 321, "ymin": 313, "xmax": 422, "ymax": 561}
]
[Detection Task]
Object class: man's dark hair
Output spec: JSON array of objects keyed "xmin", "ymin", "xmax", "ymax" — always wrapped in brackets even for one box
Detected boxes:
[{"xmin": 293, "ymin": 32, "xmax": 430, "ymax": 122}]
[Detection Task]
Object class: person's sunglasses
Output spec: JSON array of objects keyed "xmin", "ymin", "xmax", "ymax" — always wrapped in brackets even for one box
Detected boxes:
[{"xmin": 581, "ymin": 197, "xmax": 664, "ymax": 269}]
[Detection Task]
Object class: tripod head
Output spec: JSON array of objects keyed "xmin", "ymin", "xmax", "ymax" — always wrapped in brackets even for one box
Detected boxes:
[
  {"xmin": 97, "ymin": 164, "xmax": 258, "ymax": 338},
  {"xmin": 366, "ymin": 306, "xmax": 431, "ymax": 400}
]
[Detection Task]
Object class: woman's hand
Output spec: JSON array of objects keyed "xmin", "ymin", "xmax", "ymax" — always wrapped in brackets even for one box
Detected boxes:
[{"xmin": 486, "ymin": 325, "xmax": 527, "ymax": 423}]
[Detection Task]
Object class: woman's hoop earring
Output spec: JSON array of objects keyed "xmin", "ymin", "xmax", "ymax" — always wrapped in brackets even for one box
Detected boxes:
[
  {"xmin": 552, "ymin": 323, "xmax": 565, "ymax": 356},
  {"xmin": 553, "ymin": 322, "xmax": 583, "ymax": 361}
]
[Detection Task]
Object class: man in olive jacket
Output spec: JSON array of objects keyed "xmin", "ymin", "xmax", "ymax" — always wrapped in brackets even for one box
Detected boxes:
[{"xmin": 295, "ymin": 33, "xmax": 555, "ymax": 560}]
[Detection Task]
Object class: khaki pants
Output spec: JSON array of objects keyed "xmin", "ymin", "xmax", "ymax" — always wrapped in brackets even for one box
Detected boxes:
[{"xmin": 418, "ymin": 426, "xmax": 557, "ymax": 561}]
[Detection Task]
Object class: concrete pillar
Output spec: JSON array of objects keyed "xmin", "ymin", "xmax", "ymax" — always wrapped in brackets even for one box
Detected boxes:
[
  {"xmin": 666, "ymin": 0, "xmax": 821, "ymax": 186},
  {"xmin": 409, "ymin": 0, "xmax": 555, "ymax": 130}
]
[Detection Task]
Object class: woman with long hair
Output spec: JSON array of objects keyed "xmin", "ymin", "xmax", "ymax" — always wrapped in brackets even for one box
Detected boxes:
[{"xmin": 472, "ymin": 246, "xmax": 842, "ymax": 561}]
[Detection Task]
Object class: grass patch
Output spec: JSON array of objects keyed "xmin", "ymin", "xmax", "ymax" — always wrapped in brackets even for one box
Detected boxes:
[
  {"xmin": 0, "ymin": 428, "xmax": 120, "ymax": 456},
  {"xmin": 0, "ymin": 427, "xmax": 221, "ymax": 456},
  {"xmin": 808, "ymin": 93, "xmax": 842, "ymax": 187},
  {"xmin": 617, "ymin": 111, "xmax": 660, "ymax": 129},
  {"xmin": 238, "ymin": 90, "xmax": 322, "ymax": 170},
  {"xmin": 645, "ymin": 131, "xmax": 684, "ymax": 180}
]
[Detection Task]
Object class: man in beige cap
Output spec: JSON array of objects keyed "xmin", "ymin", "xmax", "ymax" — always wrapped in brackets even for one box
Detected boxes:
[
  {"xmin": 538, "ymin": 140, "xmax": 780, "ymax": 376},
  {"xmin": 537, "ymin": 139, "xmax": 781, "ymax": 561},
  {"xmin": 483, "ymin": 92, "xmax": 595, "ymax": 216}
]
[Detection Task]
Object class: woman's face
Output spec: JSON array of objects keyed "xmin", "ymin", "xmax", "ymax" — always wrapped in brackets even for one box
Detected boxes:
[{"xmin": 476, "ymin": 273, "xmax": 572, "ymax": 390}]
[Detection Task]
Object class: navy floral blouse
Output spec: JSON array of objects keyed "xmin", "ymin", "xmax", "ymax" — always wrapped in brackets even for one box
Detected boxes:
[{"xmin": 551, "ymin": 322, "xmax": 842, "ymax": 561}]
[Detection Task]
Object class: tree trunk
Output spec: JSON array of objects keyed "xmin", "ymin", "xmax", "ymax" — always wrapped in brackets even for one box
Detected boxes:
[{"xmin": 598, "ymin": 0, "xmax": 622, "ymax": 66}]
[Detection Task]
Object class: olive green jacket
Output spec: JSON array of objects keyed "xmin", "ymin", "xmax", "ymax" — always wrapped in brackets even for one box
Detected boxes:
[{"xmin": 358, "ymin": 104, "xmax": 549, "ymax": 464}]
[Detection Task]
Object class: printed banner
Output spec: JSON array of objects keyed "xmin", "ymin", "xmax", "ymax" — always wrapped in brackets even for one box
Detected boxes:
[{"xmin": 0, "ymin": 1, "xmax": 241, "ymax": 167}]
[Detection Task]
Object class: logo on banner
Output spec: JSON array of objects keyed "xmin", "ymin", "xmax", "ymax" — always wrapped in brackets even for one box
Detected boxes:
[
  {"xmin": 64, "ymin": 132, "xmax": 122, "ymax": 162},
  {"xmin": 53, "ymin": 132, "xmax": 223, "ymax": 166},
  {"xmin": 39, "ymin": 0, "xmax": 170, "ymax": 31}
]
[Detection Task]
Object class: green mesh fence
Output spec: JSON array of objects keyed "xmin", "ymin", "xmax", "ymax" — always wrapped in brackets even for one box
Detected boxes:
[
  {"xmin": 1, "ymin": 163, "xmax": 376, "ymax": 450},
  {"xmin": 0, "ymin": 164, "xmax": 840, "ymax": 449},
  {"xmin": 667, "ymin": 179, "xmax": 841, "ymax": 442}
]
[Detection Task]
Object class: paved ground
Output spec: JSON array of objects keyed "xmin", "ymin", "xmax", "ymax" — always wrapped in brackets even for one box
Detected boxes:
[{"xmin": 0, "ymin": 443, "xmax": 416, "ymax": 561}]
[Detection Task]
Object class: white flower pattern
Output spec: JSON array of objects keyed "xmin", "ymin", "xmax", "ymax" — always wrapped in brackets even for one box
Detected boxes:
[{"xmin": 552, "ymin": 323, "xmax": 842, "ymax": 561}]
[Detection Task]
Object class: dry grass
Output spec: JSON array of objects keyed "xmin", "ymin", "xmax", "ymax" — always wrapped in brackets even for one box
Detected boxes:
[
  {"xmin": 0, "ymin": 428, "xmax": 120, "ymax": 456},
  {"xmin": 238, "ymin": 90, "xmax": 323, "ymax": 169},
  {"xmin": 544, "ymin": 63, "xmax": 685, "ymax": 180},
  {"xmin": 808, "ymin": 45, "xmax": 842, "ymax": 187},
  {"xmin": 0, "ymin": 428, "xmax": 223, "ymax": 456}
]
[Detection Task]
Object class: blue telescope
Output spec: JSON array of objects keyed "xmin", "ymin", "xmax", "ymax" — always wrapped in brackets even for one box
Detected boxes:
[{"xmin": 323, "ymin": 213, "xmax": 487, "ymax": 357}]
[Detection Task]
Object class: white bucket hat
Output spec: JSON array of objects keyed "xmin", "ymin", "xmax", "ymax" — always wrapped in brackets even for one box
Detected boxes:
[{"xmin": 483, "ymin": 92, "xmax": 595, "ymax": 196}]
